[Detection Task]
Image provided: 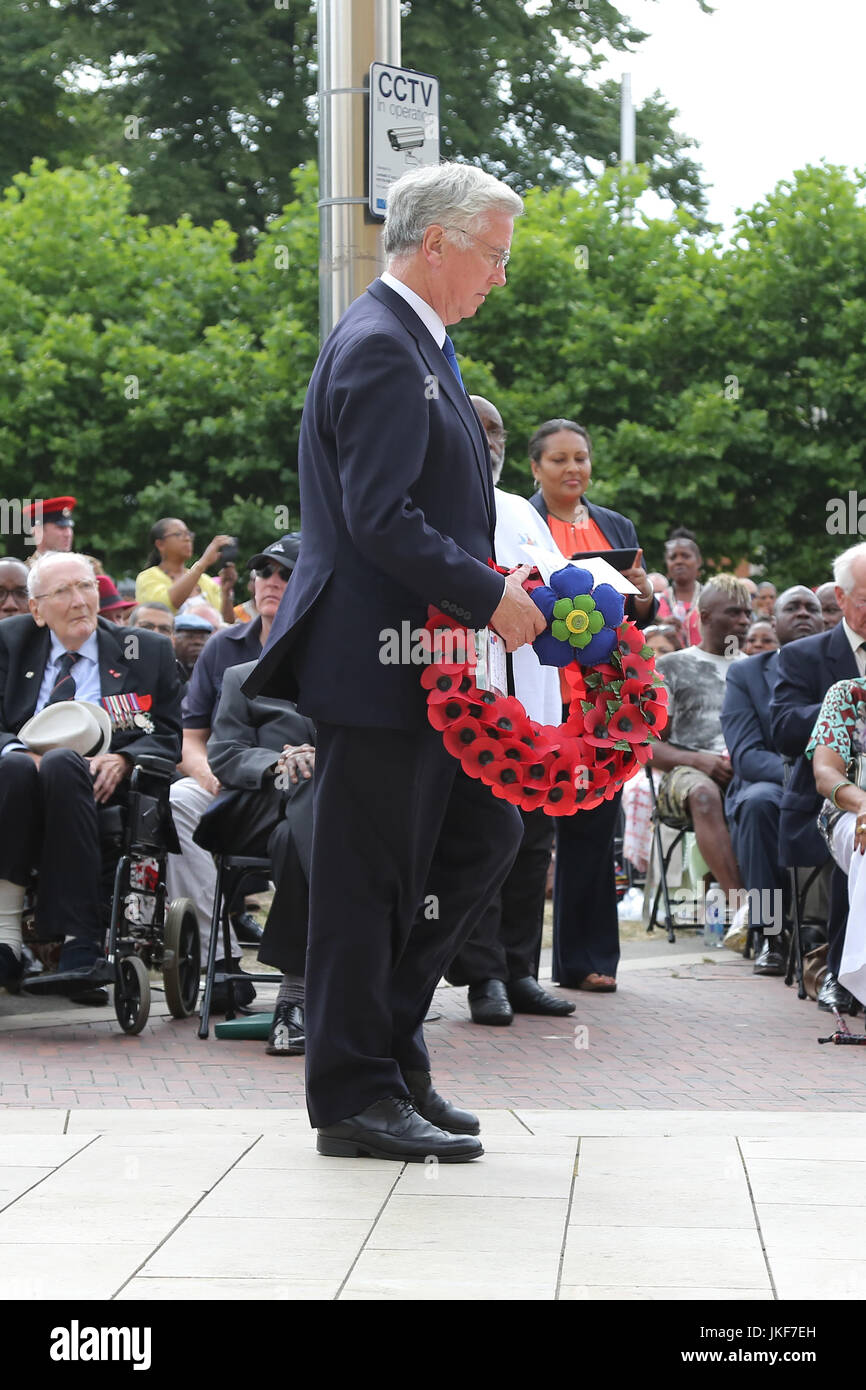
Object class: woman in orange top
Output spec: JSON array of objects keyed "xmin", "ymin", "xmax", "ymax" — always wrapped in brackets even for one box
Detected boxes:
[{"xmin": 528, "ymin": 419, "xmax": 656, "ymax": 992}]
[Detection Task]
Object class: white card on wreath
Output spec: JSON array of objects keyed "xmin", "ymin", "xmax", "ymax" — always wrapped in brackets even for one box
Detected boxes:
[{"xmin": 519, "ymin": 542, "xmax": 640, "ymax": 595}]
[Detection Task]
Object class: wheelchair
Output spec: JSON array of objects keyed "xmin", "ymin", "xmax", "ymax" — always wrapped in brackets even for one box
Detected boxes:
[{"xmin": 22, "ymin": 755, "xmax": 201, "ymax": 1035}]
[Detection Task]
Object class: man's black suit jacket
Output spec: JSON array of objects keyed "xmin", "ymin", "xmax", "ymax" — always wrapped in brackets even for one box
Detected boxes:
[
  {"xmin": 769, "ymin": 621, "xmax": 858, "ymax": 865},
  {"xmin": 0, "ymin": 614, "xmax": 182, "ymax": 764},
  {"xmin": 244, "ymin": 277, "xmax": 506, "ymax": 729}
]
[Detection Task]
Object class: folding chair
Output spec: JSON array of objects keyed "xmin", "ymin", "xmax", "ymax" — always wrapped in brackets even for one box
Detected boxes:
[
  {"xmin": 644, "ymin": 764, "xmax": 705, "ymax": 942},
  {"xmin": 198, "ymin": 853, "xmax": 274, "ymax": 1039}
]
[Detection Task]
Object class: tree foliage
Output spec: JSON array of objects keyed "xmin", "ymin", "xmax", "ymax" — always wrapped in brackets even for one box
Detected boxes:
[
  {"xmin": 0, "ymin": 0, "xmax": 710, "ymax": 252},
  {"xmin": 1, "ymin": 156, "xmax": 862, "ymax": 588}
]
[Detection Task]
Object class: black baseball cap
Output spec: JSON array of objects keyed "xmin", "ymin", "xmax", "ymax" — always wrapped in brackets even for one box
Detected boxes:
[{"xmin": 247, "ymin": 533, "xmax": 301, "ymax": 574}]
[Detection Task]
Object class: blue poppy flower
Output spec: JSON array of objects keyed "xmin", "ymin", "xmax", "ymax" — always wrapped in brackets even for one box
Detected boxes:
[{"xmin": 531, "ymin": 565, "xmax": 625, "ymax": 668}]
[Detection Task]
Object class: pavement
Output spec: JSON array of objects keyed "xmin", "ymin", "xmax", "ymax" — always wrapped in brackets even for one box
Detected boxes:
[{"xmin": 1, "ymin": 921, "xmax": 865, "ymax": 1302}]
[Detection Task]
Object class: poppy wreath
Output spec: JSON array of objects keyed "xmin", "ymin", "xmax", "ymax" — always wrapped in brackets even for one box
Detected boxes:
[{"xmin": 421, "ymin": 564, "xmax": 669, "ymax": 816}]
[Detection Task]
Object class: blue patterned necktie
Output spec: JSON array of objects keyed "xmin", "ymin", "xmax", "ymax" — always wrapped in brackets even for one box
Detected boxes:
[
  {"xmin": 442, "ymin": 335, "xmax": 464, "ymax": 388},
  {"xmin": 47, "ymin": 650, "xmax": 80, "ymax": 704}
]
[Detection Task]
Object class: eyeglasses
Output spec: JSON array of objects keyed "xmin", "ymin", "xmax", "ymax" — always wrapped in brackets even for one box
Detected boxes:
[
  {"xmin": 255, "ymin": 563, "xmax": 291, "ymax": 582},
  {"xmin": 33, "ymin": 579, "xmax": 98, "ymax": 603},
  {"xmin": 0, "ymin": 586, "xmax": 28, "ymax": 603},
  {"xmin": 441, "ymin": 226, "xmax": 510, "ymax": 270},
  {"xmin": 136, "ymin": 620, "xmax": 174, "ymax": 636},
  {"xmin": 162, "ymin": 530, "xmax": 195, "ymax": 541}
]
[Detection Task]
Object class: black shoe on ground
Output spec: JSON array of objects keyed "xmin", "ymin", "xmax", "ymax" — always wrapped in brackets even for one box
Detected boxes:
[
  {"xmin": 266, "ymin": 1002, "xmax": 305, "ymax": 1055},
  {"xmin": 0, "ymin": 944, "xmax": 23, "ymax": 994},
  {"xmin": 403, "ymin": 1068, "xmax": 480, "ymax": 1135},
  {"xmin": 210, "ymin": 959, "xmax": 256, "ymax": 1012},
  {"xmin": 317, "ymin": 1096, "xmax": 483, "ymax": 1162},
  {"xmin": 817, "ymin": 971, "xmax": 861, "ymax": 1015},
  {"xmin": 753, "ymin": 935, "xmax": 786, "ymax": 976},
  {"xmin": 468, "ymin": 979, "xmax": 513, "ymax": 1026},
  {"xmin": 231, "ymin": 911, "xmax": 264, "ymax": 945},
  {"xmin": 507, "ymin": 975, "xmax": 576, "ymax": 1016}
]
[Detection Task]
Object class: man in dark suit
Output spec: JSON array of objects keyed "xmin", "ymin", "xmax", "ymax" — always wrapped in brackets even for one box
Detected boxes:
[
  {"xmin": 721, "ymin": 586, "xmax": 823, "ymax": 973},
  {"xmin": 0, "ymin": 552, "xmax": 181, "ymax": 997},
  {"xmin": 244, "ymin": 162, "xmax": 545, "ymax": 1162},
  {"xmin": 770, "ymin": 544, "xmax": 866, "ymax": 1011},
  {"xmin": 194, "ymin": 659, "xmax": 315, "ymax": 1056}
]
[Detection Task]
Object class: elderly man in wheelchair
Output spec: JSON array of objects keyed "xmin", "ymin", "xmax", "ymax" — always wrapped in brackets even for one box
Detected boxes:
[{"xmin": 0, "ymin": 551, "xmax": 188, "ymax": 1021}]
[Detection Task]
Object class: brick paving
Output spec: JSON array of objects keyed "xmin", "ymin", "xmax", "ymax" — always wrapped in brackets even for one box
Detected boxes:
[{"xmin": 1, "ymin": 930, "xmax": 864, "ymax": 1110}]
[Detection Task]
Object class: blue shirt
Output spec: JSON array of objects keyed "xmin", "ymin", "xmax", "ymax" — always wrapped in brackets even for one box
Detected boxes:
[
  {"xmin": 181, "ymin": 617, "xmax": 263, "ymax": 729},
  {"xmin": 35, "ymin": 630, "xmax": 102, "ymax": 711}
]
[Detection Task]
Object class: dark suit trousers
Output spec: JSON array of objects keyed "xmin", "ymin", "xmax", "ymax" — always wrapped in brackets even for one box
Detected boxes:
[
  {"xmin": 446, "ymin": 806, "xmax": 554, "ymax": 984},
  {"xmin": 0, "ymin": 748, "xmax": 103, "ymax": 943},
  {"xmin": 729, "ymin": 782, "xmax": 788, "ymax": 930},
  {"xmin": 552, "ymin": 791, "xmax": 622, "ymax": 985},
  {"xmin": 305, "ymin": 721, "xmax": 523, "ymax": 1128}
]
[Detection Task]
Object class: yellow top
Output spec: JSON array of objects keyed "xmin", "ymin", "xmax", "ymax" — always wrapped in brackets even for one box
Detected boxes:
[{"xmin": 135, "ymin": 565, "xmax": 222, "ymax": 616}]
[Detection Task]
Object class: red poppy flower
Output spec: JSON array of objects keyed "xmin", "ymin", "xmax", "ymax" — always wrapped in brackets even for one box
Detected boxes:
[
  {"xmin": 490, "ymin": 778, "xmax": 530, "ymax": 806},
  {"xmin": 628, "ymin": 741, "xmax": 654, "ymax": 766},
  {"xmin": 427, "ymin": 695, "xmax": 472, "ymax": 731},
  {"xmin": 461, "ymin": 736, "xmax": 506, "ymax": 778},
  {"xmin": 582, "ymin": 706, "xmax": 616, "ymax": 748},
  {"xmin": 616, "ymin": 623, "xmax": 647, "ymax": 656},
  {"xmin": 608, "ymin": 702, "xmax": 651, "ymax": 743},
  {"xmin": 619, "ymin": 652, "xmax": 655, "ymax": 684},
  {"xmin": 421, "ymin": 666, "xmax": 465, "ymax": 700},
  {"xmin": 543, "ymin": 781, "xmax": 578, "ymax": 816},
  {"xmin": 443, "ymin": 716, "xmax": 484, "ymax": 758},
  {"xmin": 619, "ymin": 678, "xmax": 646, "ymax": 704}
]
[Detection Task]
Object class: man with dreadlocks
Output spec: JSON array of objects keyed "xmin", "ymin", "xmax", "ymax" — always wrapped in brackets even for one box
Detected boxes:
[{"xmin": 649, "ymin": 574, "xmax": 754, "ymax": 916}]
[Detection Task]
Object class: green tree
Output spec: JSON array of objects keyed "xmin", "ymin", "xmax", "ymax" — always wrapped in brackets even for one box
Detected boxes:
[
  {"xmin": 3, "ymin": 0, "xmax": 711, "ymax": 250},
  {"xmin": 457, "ymin": 161, "xmax": 866, "ymax": 587},
  {"xmin": 0, "ymin": 159, "xmax": 319, "ymax": 572}
]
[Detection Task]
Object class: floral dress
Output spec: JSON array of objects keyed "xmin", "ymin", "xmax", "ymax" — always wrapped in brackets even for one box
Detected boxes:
[{"xmin": 806, "ymin": 679, "xmax": 866, "ymax": 847}]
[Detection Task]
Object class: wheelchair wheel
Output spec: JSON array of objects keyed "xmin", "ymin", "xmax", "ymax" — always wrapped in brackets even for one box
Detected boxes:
[
  {"xmin": 114, "ymin": 955, "xmax": 151, "ymax": 1035},
  {"xmin": 163, "ymin": 898, "xmax": 200, "ymax": 1019}
]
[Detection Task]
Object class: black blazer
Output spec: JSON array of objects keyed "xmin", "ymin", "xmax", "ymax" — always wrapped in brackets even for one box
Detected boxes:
[
  {"xmin": 0, "ymin": 614, "xmax": 182, "ymax": 764},
  {"xmin": 206, "ymin": 661, "xmax": 316, "ymax": 791},
  {"xmin": 528, "ymin": 491, "xmax": 657, "ymax": 624},
  {"xmin": 769, "ymin": 622, "xmax": 858, "ymax": 865},
  {"xmin": 721, "ymin": 649, "xmax": 784, "ymax": 819},
  {"xmin": 244, "ymin": 278, "xmax": 505, "ymax": 729}
]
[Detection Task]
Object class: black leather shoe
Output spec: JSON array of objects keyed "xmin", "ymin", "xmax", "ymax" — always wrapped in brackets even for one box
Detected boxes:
[
  {"xmin": 468, "ymin": 979, "xmax": 513, "ymax": 1026},
  {"xmin": 266, "ymin": 1002, "xmax": 305, "ymax": 1055},
  {"xmin": 403, "ymin": 1068, "xmax": 480, "ymax": 1135},
  {"xmin": 753, "ymin": 935, "xmax": 786, "ymax": 976},
  {"xmin": 0, "ymin": 944, "xmax": 23, "ymax": 994},
  {"xmin": 231, "ymin": 911, "xmax": 264, "ymax": 945},
  {"xmin": 210, "ymin": 958, "xmax": 257, "ymax": 1012},
  {"xmin": 317, "ymin": 1097, "xmax": 483, "ymax": 1162},
  {"xmin": 507, "ymin": 975, "xmax": 577, "ymax": 1016},
  {"xmin": 817, "ymin": 971, "xmax": 861, "ymax": 1015}
]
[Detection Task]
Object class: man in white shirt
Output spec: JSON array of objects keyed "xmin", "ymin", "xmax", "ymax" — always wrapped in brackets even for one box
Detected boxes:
[{"xmin": 447, "ymin": 396, "xmax": 574, "ymax": 1025}]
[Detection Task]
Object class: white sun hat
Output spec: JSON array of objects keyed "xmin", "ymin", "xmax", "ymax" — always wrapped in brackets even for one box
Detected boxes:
[{"xmin": 19, "ymin": 700, "xmax": 112, "ymax": 757}]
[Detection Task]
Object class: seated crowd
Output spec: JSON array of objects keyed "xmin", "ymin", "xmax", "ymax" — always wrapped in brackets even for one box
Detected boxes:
[{"xmin": 0, "ymin": 463, "xmax": 863, "ymax": 1062}]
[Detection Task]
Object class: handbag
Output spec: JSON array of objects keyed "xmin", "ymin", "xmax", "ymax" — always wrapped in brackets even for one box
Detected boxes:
[{"xmin": 803, "ymin": 943, "xmax": 829, "ymax": 1001}]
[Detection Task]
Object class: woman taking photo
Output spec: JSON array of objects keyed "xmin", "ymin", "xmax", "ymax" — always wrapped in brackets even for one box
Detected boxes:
[
  {"xmin": 136, "ymin": 519, "xmax": 237, "ymax": 625},
  {"xmin": 528, "ymin": 418, "xmax": 656, "ymax": 992}
]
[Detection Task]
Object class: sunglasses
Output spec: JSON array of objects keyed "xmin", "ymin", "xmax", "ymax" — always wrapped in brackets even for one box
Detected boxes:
[
  {"xmin": 0, "ymin": 586, "xmax": 28, "ymax": 602},
  {"xmin": 255, "ymin": 563, "xmax": 291, "ymax": 581}
]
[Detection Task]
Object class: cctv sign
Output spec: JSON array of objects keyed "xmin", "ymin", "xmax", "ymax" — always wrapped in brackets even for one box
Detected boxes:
[{"xmin": 368, "ymin": 62, "xmax": 440, "ymax": 219}]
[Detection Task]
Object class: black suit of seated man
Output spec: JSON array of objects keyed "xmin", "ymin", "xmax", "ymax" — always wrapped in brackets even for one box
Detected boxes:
[
  {"xmin": 0, "ymin": 553, "xmax": 181, "ymax": 996},
  {"xmin": 193, "ymin": 659, "xmax": 315, "ymax": 1048}
]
